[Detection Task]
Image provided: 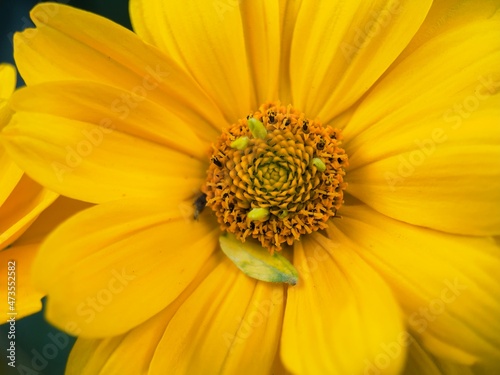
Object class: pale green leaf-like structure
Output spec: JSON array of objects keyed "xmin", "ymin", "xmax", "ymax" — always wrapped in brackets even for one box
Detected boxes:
[
  {"xmin": 247, "ymin": 117, "xmax": 267, "ymax": 139},
  {"xmin": 230, "ymin": 136, "xmax": 249, "ymax": 150},
  {"xmin": 312, "ymin": 157, "xmax": 326, "ymax": 172},
  {"xmin": 247, "ymin": 207, "xmax": 270, "ymax": 221},
  {"xmin": 219, "ymin": 233, "xmax": 298, "ymax": 285}
]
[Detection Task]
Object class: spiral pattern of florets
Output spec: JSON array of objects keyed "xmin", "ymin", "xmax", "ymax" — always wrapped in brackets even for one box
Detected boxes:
[{"xmin": 204, "ymin": 102, "xmax": 347, "ymax": 252}]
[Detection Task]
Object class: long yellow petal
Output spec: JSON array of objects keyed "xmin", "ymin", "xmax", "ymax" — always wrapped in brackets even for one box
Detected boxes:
[
  {"xmin": 281, "ymin": 232, "xmax": 405, "ymax": 375},
  {"xmin": 344, "ymin": 16, "xmax": 500, "ymax": 145},
  {"xmin": 331, "ymin": 205, "xmax": 500, "ymax": 371},
  {"xmin": 2, "ymin": 111, "xmax": 205, "ymax": 204},
  {"xmin": 0, "ymin": 244, "xmax": 44, "ymax": 319},
  {"xmin": 0, "ymin": 63, "xmax": 22, "ymax": 215},
  {"xmin": 0, "ymin": 175, "xmax": 58, "ymax": 248},
  {"xmin": 0, "ymin": 64, "xmax": 16, "ymax": 100},
  {"xmin": 131, "ymin": 0, "xmax": 280, "ymax": 121},
  {"xmin": 343, "ymin": 16, "xmax": 500, "ymax": 236},
  {"xmin": 289, "ymin": 0, "xmax": 432, "ymax": 123},
  {"xmin": 66, "ymin": 252, "xmax": 224, "ymax": 375},
  {"xmin": 396, "ymin": 0, "xmax": 500, "ymax": 62},
  {"xmin": 14, "ymin": 3, "xmax": 226, "ymax": 140},
  {"xmin": 10, "ymin": 81, "xmax": 207, "ymax": 159},
  {"xmin": 403, "ymin": 338, "xmax": 476, "ymax": 375},
  {"xmin": 33, "ymin": 198, "xmax": 219, "ymax": 337},
  {"xmin": 0, "ymin": 197, "xmax": 90, "ymax": 320},
  {"xmin": 149, "ymin": 256, "xmax": 284, "ymax": 374}
]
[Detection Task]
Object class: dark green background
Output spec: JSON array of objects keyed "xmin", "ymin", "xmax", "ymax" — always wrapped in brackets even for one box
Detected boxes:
[{"xmin": 0, "ymin": 1, "xmax": 131, "ymax": 374}]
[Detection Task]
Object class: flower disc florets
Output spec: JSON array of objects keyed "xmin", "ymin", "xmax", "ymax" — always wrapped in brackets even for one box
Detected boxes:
[{"xmin": 204, "ymin": 102, "xmax": 347, "ymax": 252}]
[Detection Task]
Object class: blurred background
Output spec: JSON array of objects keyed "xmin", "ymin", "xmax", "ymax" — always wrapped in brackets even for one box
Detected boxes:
[{"xmin": 0, "ymin": 1, "xmax": 132, "ymax": 374}]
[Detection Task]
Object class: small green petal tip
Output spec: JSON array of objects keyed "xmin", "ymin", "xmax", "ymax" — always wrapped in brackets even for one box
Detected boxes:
[
  {"xmin": 230, "ymin": 136, "xmax": 249, "ymax": 150},
  {"xmin": 312, "ymin": 158, "xmax": 326, "ymax": 172},
  {"xmin": 248, "ymin": 207, "xmax": 269, "ymax": 221},
  {"xmin": 248, "ymin": 117, "xmax": 267, "ymax": 139}
]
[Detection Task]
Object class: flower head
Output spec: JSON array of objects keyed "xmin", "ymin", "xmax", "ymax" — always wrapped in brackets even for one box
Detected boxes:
[{"xmin": 2, "ymin": 1, "xmax": 500, "ymax": 374}]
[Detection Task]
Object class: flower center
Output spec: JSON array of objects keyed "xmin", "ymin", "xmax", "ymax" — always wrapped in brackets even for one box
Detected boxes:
[{"xmin": 203, "ymin": 102, "xmax": 347, "ymax": 252}]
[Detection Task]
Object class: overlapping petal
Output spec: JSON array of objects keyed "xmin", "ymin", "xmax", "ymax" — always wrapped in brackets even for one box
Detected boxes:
[
  {"xmin": 149, "ymin": 257, "xmax": 284, "ymax": 374},
  {"xmin": 33, "ymin": 198, "xmax": 219, "ymax": 337},
  {"xmin": 0, "ymin": 175, "xmax": 58, "ymax": 247},
  {"xmin": 65, "ymin": 253, "xmax": 221, "ymax": 375},
  {"xmin": 0, "ymin": 63, "xmax": 16, "ymax": 130},
  {"xmin": 0, "ymin": 244, "xmax": 43, "ymax": 319},
  {"xmin": 0, "ymin": 197, "xmax": 91, "ymax": 319},
  {"xmin": 344, "ymin": 14, "xmax": 500, "ymax": 236},
  {"xmin": 396, "ymin": 0, "xmax": 500, "ymax": 61},
  {"xmin": 131, "ymin": 0, "xmax": 282, "ymax": 122},
  {"xmin": 403, "ymin": 339, "xmax": 475, "ymax": 375},
  {"xmin": 2, "ymin": 109, "xmax": 205, "ymax": 204},
  {"xmin": 0, "ymin": 64, "xmax": 16, "ymax": 99},
  {"xmin": 10, "ymin": 81, "xmax": 207, "ymax": 159},
  {"xmin": 66, "ymin": 253, "xmax": 284, "ymax": 375},
  {"xmin": 13, "ymin": 3, "xmax": 226, "ymax": 140},
  {"xmin": 330, "ymin": 205, "xmax": 500, "ymax": 371},
  {"xmin": 289, "ymin": 0, "xmax": 432, "ymax": 123},
  {"xmin": 281, "ymin": 233, "xmax": 405, "ymax": 375}
]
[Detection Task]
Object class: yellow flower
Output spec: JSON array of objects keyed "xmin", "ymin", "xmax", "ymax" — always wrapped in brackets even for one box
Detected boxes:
[{"xmin": 2, "ymin": 1, "xmax": 500, "ymax": 374}]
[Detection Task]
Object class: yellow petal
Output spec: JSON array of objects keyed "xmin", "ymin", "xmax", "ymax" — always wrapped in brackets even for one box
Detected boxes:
[
  {"xmin": 0, "ymin": 244, "xmax": 44, "ymax": 319},
  {"xmin": 0, "ymin": 63, "xmax": 16, "ymax": 100},
  {"xmin": 2, "ymin": 111, "xmax": 205, "ymax": 204},
  {"xmin": 0, "ymin": 175, "xmax": 58, "ymax": 248},
  {"xmin": 0, "ymin": 192, "xmax": 89, "ymax": 325},
  {"xmin": 67, "ymin": 312, "xmax": 166, "ymax": 375},
  {"xmin": 346, "ymin": 109, "xmax": 500, "ymax": 236},
  {"xmin": 289, "ymin": 0, "xmax": 432, "ymax": 123},
  {"xmin": 14, "ymin": 3, "xmax": 225, "ymax": 140},
  {"xmin": 344, "ymin": 17, "xmax": 500, "ymax": 236},
  {"xmin": 331, "ymin": 204, "xmax": 500, "ymax": 370},
  {"xmin": 0, "ymin": 63, "xmax": 21, "ymax": 212},
  {"xmin": 397, "ymin": 0, "xmax": 500, "ymax": 61},
  {"xmin": 10, "ymin": 81, "xmax": 207, "ymax": 159},
  {"xmin": 281, "ymin": 232, "xmax": 405, "ymax": 375},
  {"xmin": 12, "ymin": 196, "xmax": 92, "ymax": 247},
  {"xmin": 344, "ymin": 16, "xmax": 500, "ymax": 147},
  {"xmin": 130, "ymin": 0, "xmax": 281, "ymax": 120},
  {"xmin": 403, "ymin": 338, "xmax": 476, "ymax": 375},
  {"xmin": 277, "ymin": 0, "xmax": 302, "ymax": 105},
  {"xmin": 239, "ymin": 0, "xmax": 281, "ymax": 105},
  {"xmin": 149, "ymin": 257, "xmax": 285, "ymax": 374},
  {"xmin": 66, "ymin": 298, "xmax": 175, "ymax": 375},
  {"xmin": 66, "ymin": 252, "xmax": 222, "ymax": 374},
  {"xmin": 0, "ymin": 151, "xmax": 23, "ymax": 208},
  {"xmin": 33, "ymin": 198, "xmax": 219, "ymax": 337}
]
